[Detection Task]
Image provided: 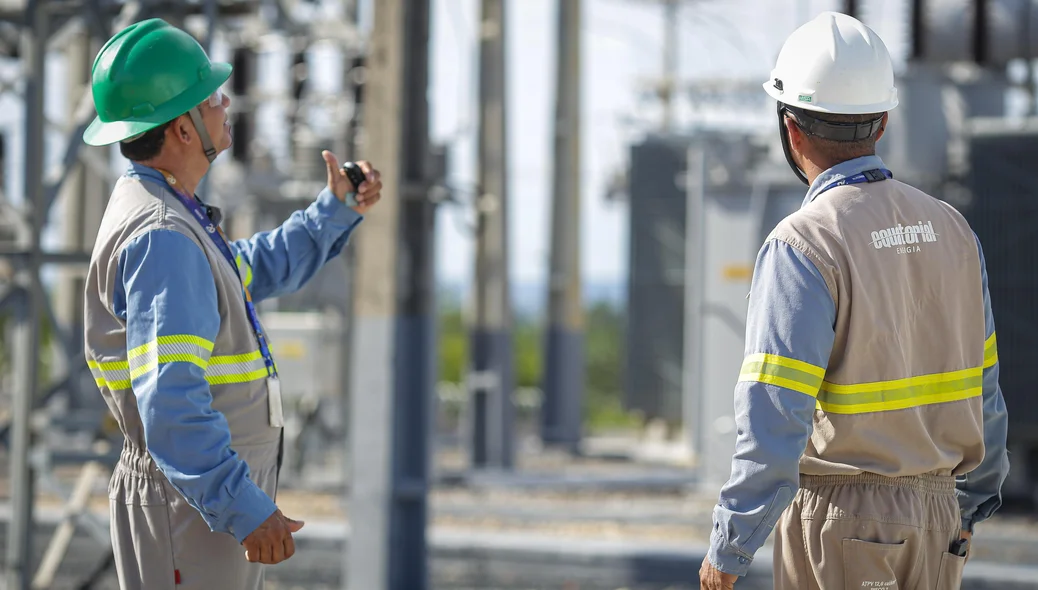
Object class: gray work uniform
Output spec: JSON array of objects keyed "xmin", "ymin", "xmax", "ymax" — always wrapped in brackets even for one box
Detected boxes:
[{"xmin": 84, "ymin": 166, "xmax": 361, "ymax": 589}]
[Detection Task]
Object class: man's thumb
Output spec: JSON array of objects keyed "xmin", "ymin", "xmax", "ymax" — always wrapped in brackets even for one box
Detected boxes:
[{"xmin": 285, "ymin": 516, "xmax": 305, "ymax": 532}]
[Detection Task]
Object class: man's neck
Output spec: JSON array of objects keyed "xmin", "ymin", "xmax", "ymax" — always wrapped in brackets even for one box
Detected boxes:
[
  {"xmin": 803, "ymin": 153, "xmax": 874, "ymax": 185},
  {"xmin": 803, "ymin": 161, "xmax": 828, "ymax": 185},
  {"xmin": 138, "ymin": 154, "xmax": 207, "ymax": 196}
]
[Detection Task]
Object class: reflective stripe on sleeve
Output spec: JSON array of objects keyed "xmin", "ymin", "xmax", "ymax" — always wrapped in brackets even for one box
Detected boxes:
[
  {"xmin": 235, "ymin": 253, "xmax": 253, "ymax": 290},
  {"xmin": 984, "ymin": 332, "xmax": 998, "ymax": 369},
  {"xmin": 127, "ymin": 334, "xmax": 214, "ymax": 380},
  {"xmin": 89, "ymin": 347, "xmax": 270, "ymax": 391},
  {"xmin": 737, "ymin": 353, "xmax": 826, "ymax": 397}
]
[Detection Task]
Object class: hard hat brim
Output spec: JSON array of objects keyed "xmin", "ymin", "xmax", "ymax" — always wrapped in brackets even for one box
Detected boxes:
[
  {"xmin": 83, "ymin": 62, "xmax": 233, "ymax": 146},
  {"xmin": 763, "ymin": 81, "xmax": 899, "ymax": 115}
]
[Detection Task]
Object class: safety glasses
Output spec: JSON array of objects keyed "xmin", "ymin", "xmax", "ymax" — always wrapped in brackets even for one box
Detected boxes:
[{"xmin": 205, "ymin": 88, "xmax": 224, "ymax": 108}]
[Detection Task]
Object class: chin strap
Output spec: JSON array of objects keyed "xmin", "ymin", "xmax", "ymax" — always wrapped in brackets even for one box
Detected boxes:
[
  {"xmin": 187, "ymin": 106, "xmax": 218, "ymax": 163},
  {"xmin": 778, "ymin": 102, "xmax": 809, "ymax": 186}
]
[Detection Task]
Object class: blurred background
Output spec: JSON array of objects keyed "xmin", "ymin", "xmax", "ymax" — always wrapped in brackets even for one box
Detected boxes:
[{"xmin": 1, "ymin": 0, "xmax": 1038, "ymax": 588}]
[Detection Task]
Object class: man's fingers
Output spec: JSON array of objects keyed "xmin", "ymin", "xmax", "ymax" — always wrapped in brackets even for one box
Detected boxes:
[
  {"xmin": 358, "ymin": 181, "xmax": 383, "ymax": 200},
  {"xmin": 262, "ymin": 541, "xmax": 275, "ymax": 564},
  {"xmin": 357, "ymin": 160, "xmax": 375, "ymax": 181},
  {"xmin": 284, "ymin": 535, "xmax": 296, "ymax": 560},
  {"xmin": 271, "ymin": 538, "xmax": 286, "ymax": 564},
  {"xmin": 244, "ymin": 546, "xmax": 258, "ymax": 563},
  {"xmin": 361, "ymin": 193, "xmax": 382, "ymax": 209}
]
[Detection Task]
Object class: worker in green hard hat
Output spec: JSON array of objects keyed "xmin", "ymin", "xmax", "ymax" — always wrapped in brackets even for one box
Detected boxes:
[{"xmin": 82, "ymin": 18, "xmax": 381, "ymax": 589}]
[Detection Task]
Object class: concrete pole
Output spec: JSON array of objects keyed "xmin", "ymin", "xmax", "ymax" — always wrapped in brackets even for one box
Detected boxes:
[
  {"xmin": 541, "ymin": 0, "xmax": 584, "ymax": 450},
  {"xmin": 661, "ymin": 0, "xmax": 678, "ymax": 131},
  {"xmin": 8, "ymin": 2, "xmax": 47, "ymax": 588},
  {"xmin": 470, "ymin": 0, "xmax": 515, "ymax": 470},
  {"xmin": 682, "ymin": 145, "xmax": 706, "ymax": 473},
  {"xmin": 346, "ymin": 0, "xmax": 434, "ymax": 588}
]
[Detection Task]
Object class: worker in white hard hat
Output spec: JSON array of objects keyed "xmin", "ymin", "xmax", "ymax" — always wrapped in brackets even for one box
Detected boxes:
[{"xmin": 699, "ymin": 12, "xmax": 1010, "ymax": 590}]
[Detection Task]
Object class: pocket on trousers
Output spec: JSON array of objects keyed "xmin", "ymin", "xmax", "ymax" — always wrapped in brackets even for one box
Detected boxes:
[
  {"xmin": 843, "ymin": 538, "xmax": 905, "ymax": 590},
  {"xmin": 934, "ymin": 551, "xmax": 966, "ymax": 590}
]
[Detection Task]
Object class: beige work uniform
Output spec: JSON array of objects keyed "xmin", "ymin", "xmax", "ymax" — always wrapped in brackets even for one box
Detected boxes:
[
  {"xmin": 766, "ymin": 178, "xmax": 990, "ymax": 589},
  {"xmin": 84, "ymin": 174, "xmax": 282, "ymax": 590}
]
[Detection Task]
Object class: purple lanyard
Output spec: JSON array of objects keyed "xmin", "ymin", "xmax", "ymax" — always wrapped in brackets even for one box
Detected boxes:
[{"xmin": 154, "ymin": 169, "xmax": 277, "ymax": 378}]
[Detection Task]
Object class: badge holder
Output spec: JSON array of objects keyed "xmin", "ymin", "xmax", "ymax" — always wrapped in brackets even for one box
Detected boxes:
[{"xmin": 267, "ymin": 375, "xmax": 284, "ymax": 428}]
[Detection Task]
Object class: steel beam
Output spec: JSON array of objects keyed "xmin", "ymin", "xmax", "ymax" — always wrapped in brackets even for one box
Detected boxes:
[{"xmin": 7, "ymin": 0, "xmax": 47, "ymax": 586}]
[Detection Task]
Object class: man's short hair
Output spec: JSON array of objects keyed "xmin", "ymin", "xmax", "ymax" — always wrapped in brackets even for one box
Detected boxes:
[
  {"xmin": 119, "ymin": 120, "xmax": 173, "ymax": 162},
  {"xmin": 805, "ymin": 111, "xmax": 885, "ymax": 161}
]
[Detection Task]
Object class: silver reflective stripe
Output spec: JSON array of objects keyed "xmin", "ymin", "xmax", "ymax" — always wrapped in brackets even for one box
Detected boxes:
[
  {"xmin": 127, "ymin": 335, "xmax": 214, "ymax": 380},
  {"xmin": 206, "ymin": 352, "xmax": 268, "ymax": 385}
]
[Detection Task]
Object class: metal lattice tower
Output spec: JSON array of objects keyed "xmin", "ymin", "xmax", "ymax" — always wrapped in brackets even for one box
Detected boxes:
[{"xmin": 0, "ymin": 0, "xmax": 366, "ymax": 587}]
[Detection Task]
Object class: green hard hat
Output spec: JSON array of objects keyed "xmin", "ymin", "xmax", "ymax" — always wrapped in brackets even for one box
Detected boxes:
[{"xmin": 83, "ymin": 18, "xmax": 232, "ymax": 146}]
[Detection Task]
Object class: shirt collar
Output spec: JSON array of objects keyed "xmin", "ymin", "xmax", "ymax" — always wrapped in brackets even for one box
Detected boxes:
[
  {"xmin": 125, "ymin": 161, "xmax": 166, "ymax": 184},
  {"xmin": 123, "ymin": 161, "xmax": 222, "ymax": 224},
  {"xmin": 802, "ymin": 154, "xmax": 889, "ymax": 207}
]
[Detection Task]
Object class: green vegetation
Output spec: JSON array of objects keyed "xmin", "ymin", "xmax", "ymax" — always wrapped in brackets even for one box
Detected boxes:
[
  {"xmin": 437, "ymin": 301, "xmax": 642, "ymax": 433},
  {"xmin": 0, "ymin": 308, "xmax": 58, "ymax": 391}
]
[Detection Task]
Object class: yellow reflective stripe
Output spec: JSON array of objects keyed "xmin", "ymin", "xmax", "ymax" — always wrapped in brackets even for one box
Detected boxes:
[
  {"xmin": 128, "ymin": 335, "xmax": 214, "ymax": 360},
  {"xmin": 129, "ymin": 355, "xmax": 209, "ymax": 380},
  {"xmin": 157, "ymin": 334, "xmax": 214, "ymax": 351},
  {"xmin": 817, "ymin": 367, "xmax": 983, "ymax": 415},
  {"xmin": 208, "ymin": 351, "xmax": 263, "ymax": 365},
  {"xmin": 207, "ymin": 368, "xmax": 269, "ymax": 385},
  {"xmin": 235, "ymin": 253, "xmax": 253, "ymax": 290},
  {"xmin": 87, "ymin": 359, "xmax": 131, "ymax": 390},
  {"xmin": 984, "ymin": 332, "xmax": 998, "ymax": 369},
  {"xmin": 738, "ymin": 353, "xmax": 825, "ymax": 397},
  {"xmin": 127, "ymin": 335, "xmax": 213, "ymax": 380},
  {"xmin": 126, "ymin": 341, "xmax": 153, "ymax": 360},
  {"xmin": 89, "ymin": 347, "xmax": 269, "ymax": 390},
  {"xmin": 206, "ymin": 351, "xmax": 268, "ymax": 385}
]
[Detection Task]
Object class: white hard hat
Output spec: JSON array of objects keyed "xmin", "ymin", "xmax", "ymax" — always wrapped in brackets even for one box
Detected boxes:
[{"xmin": 764, "ymin": 11, "xmax": 898, "ymax": 114}]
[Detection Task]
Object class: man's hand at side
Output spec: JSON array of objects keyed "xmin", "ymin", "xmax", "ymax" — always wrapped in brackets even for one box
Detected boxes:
[
  {"xmin": 700, "ymin": 557, "xmax": 739, "ymax": 589},
  {"xmin": 960, "ymin": 529, "xmax": 973, "ymax": 561},
  {"xmin": 242, "ymin": 509, "xmax": 304, "ymax": 565}
]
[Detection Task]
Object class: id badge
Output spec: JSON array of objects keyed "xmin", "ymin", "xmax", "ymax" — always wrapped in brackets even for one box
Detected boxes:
[{"xmin": 267, "ymin": 376, "xmax": 284, "ymax": 428}]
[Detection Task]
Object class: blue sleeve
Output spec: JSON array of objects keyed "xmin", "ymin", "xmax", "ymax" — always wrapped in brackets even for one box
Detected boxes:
[
  {"xmin": 956, "ymin": 235, "xmax": 1010, "ymax": 532},
  {"xmin": 116, "ymin": 229, "xmax": 278, "ymax": 543},
  {"xmin": 707, "ymin": 239, "xmax": 835, "ymax": 576},
  {"xmin": 230, "ymin": 188, "xmax": 363, "ymax": 302}
]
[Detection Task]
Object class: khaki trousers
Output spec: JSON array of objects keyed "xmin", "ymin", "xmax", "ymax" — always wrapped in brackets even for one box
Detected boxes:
[
  {"xmin": 773, "ymin": 473, "xmax": 966, "ymax": 590},
  {"xmin": 109, "ymin": 442, "xmax": 281, "ymax": 590}
]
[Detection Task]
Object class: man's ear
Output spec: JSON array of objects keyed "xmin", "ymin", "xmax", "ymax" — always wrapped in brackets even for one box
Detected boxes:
[
  {"xmin": 784, "ymin": 115, "xmax": 805, "ymax": 152},
  {"xmin": 875, "ymin": 112, "xmax": 889, "ymax": 142},
  {"xmin": 170, "ymin": 115, "xmax": 193, "ymax": 145}
]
